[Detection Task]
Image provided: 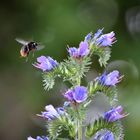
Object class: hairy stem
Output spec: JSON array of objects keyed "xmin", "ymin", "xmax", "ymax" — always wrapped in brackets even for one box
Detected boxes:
[
  {"xmin": 75, "ymin": 104, "xmax": 82, "ymax": 140},
  {"xmin": 77, "ymin": 119, "xmax": 82, "ymax": 140},
  {"xmin": 75, "ymin": 62, "xmax": 82, "ymax": 139}
]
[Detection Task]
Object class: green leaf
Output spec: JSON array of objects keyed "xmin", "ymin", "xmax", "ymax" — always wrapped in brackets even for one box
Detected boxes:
[
  {"xmin": 97, "ymin": 86, "xmax": 119, "ymax": 107},
  {"xmin": 43, "ymin": 72, "xmax": 56, "ymax": 90},
  {"xmin": 88, "ymin": 83, "xmax": 119, "ymax": 107},
  {"xmin": 59, "ymin": 57, "xmax": 92, "ymax": 85},
  {"xmin": 47, "ymin": 116, "xmax": 76, "ymax": 140},
  {"xmin": 105, "ymin": 87, "xmax": 119, "ymax": 107},
  {"xmin": 93, "ymin": 46, "xmax": 111, "ymax": 67},
  {"xmin": 85, "ymin": 118, "xmax": 124, "ymax": 139},
  {"xmin": 42, "ymin": 66, "xmax": 61, "ymax": 90},
  {"xmin": 98, "ymin": 47, "xmax": 111, "ymax": 67}
]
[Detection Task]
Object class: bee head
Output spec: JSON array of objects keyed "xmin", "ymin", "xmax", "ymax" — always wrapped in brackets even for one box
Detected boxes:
[{"xmin": 33, "ymin": 42, "xmax": 38, "ymax": 46}]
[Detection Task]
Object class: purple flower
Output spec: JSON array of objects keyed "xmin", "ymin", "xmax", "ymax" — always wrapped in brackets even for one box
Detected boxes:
[
  {"xmin": 96, "ymin": 31, "xmax": 116, "ymax": 47},
  {"xmin": 68, "ymin": 47, "xmax": 78, "ymax": 57},
  {"xmin": 84, "ymin": 29, "xmax": 103, "ymax": 44},
  {"xmin": 94, "ymin": 130, "xmax": 114, "ymax": 140},
  {"xmin": 27, "ymin": 136, "xmax": 49, "ymax": 140},
  {"xmin": 68, "ymin": 41, "xmax": 89, "ymax": 58},
  {"xmin": 33, "ymin": 56, "xmax": 58, "ymax": 72},
  {"xmin": 85, "ymin": 32, "xmax": 92, "ymax": 42},
  {"xmin": 64, "ymin": 86, "xmax": 88, "ymax": 103},
  {"xmin": 57, "ymin": 107, "xmax": 65, "ymax": 114},
  {"xmin": 93, "ymin": 28, "xmax": 103, "ymax": 40},
  {"xmin": 104, "ymin": 106, "xmax": 128, "ymax": 122},
  {"xmin": 97, "ymin": 70, "xmax": 122, "ymax": 86},
  {"xmin": 37, "ymin": 105, "xmax": 64, "ymax": 121}
]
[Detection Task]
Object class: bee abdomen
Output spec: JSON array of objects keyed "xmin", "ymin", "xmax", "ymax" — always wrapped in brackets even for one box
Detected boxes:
[{"xmin": 20, "ymin": 47, "xmax": 28, "ymax": 57}]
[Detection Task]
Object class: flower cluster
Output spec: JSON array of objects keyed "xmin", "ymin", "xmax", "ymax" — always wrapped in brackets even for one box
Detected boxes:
[
  {"xmin": 85, "ymin": 28, "xmax": 116, "ymax": 47},
  {"xmin": 27, "ymin": 28, "xmax": 128, "ymax": 140}
]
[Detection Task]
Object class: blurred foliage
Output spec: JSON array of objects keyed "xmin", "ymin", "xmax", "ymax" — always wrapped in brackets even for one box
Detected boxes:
[{"xmin": 0, "ymin": 0, "xmax": 140, "ymax": 140}]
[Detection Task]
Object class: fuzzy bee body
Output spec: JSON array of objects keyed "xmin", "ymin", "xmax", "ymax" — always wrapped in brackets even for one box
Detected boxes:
[{"xmin": 16, "ymin": 38, "xmax": 44, "ymax": 58}]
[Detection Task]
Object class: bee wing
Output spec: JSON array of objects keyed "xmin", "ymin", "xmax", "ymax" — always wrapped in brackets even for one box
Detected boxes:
[
  {"xmin": 15, "ymin": 38, "xmax": 29, "ymax": 45},
  {"xmin": 36, "ymin": 44, "xmax": 45, "ymax": 50}
]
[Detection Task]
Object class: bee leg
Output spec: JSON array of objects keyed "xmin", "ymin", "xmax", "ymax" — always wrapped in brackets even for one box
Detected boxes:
[
  {"xmin": 32, "ymin": 52, "xmax": 35, "ymax": 57},
  {"xmin": 32, "ymin": 49, "xmax": 36, "ymax": 57},
  {"xmin": 26, "ymin": 57, "xmax": 28, "ymax": 62}
]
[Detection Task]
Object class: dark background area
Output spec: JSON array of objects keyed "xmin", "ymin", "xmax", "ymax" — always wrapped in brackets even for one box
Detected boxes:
[{"xmin": 0, "ymin": 0, "xmax": 140, "ymax": 139}]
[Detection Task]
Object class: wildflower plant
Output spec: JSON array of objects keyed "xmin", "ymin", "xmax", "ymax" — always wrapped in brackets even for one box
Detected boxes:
[{"xmin": 28, "ymin": 29, "xmax": 128, "ymax": 140}]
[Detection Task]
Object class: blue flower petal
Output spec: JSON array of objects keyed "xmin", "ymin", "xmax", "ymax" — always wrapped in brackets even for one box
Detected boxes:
[
  {"xmin": 73, "ymin": 86, "xmax": 88, "ymax": 103},
  {"xmin": 104, "ymin": 106, "xmax": 127, "ymax": 122},
  {"xmin": 33, "ymin": 56, "xmax": 58, "ymax": 72},
  {"xmin": 78, "ymin": 41, "xmax": 90, "ymax": 57}
]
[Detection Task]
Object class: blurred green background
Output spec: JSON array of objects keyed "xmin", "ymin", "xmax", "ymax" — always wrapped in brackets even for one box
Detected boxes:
[{"xmin": 0, "ymin": 0, "xmax": 140, "ymax": 139}]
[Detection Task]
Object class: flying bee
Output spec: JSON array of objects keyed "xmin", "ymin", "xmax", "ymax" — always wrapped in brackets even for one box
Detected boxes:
[{"xmin": 16, "ymin": 38, "xmax": 44, "ymax": 60}]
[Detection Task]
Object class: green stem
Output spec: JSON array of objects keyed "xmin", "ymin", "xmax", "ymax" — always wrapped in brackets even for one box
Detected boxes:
[
  {"xmin": 75, "ymin": 105, "xmax": 82, "ymax": 140},
  {"xmin": 75, "ymin": 62, "xmax": 82, "ymax": 139},
  {"xmin": 77, "ymin": 119, "xmax": 82, "ymax": 140},
  {"xmin": 77, "ymin": 78, "xmax": 81, "ymax": 86}
]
